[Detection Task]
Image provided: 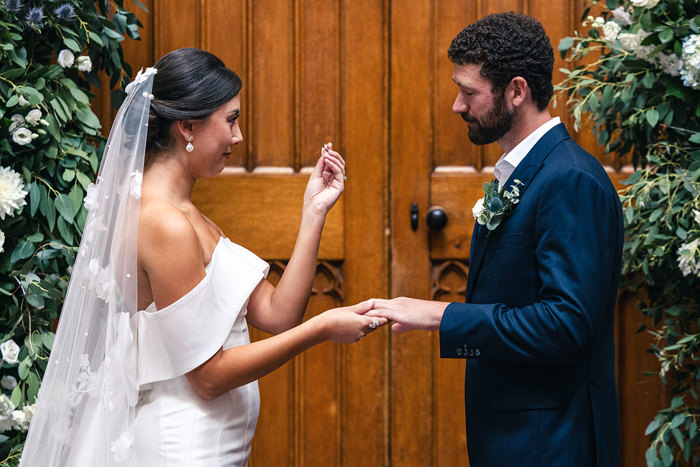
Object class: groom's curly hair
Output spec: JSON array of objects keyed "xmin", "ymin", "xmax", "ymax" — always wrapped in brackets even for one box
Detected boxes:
[{"xmin": 448, "ymin": 12, "xmax": 554, "ymax": 111}]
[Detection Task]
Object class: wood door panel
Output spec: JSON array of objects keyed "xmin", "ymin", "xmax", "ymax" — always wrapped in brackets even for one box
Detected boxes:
[
  {"xmin": 191, "ymin": 172, "xmax": 344, "ymax": 260},
  {"xmin": 430, "ymin": 172, "xmax": 492, "ymax": 260}
]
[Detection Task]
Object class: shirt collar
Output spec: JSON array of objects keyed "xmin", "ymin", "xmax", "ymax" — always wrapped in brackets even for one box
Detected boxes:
[
  {"xmin": 502, "ymin": 117, "xmax": 561, "ymax": 168},
  {"xmin": 494, "ymin": 117, "xmax": 560, "ymax": 187}
]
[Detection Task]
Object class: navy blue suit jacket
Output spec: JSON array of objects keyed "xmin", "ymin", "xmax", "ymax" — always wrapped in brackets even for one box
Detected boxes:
[{"xmin": 439, "ymin": 124, "xmax": 622, "ymax": 466}]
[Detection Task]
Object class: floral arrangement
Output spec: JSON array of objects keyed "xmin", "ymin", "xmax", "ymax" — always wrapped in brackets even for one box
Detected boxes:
[
  {"xmin": 558, "ymin": 0, "xmax": 700, "ymax": 465},
  {"xmin": 0, "ymin": 0, "xmax": 142, "ymax": 463},
  {"xmin": 472, "ymin": 179, "xmax": 523, "ymax": 231}
]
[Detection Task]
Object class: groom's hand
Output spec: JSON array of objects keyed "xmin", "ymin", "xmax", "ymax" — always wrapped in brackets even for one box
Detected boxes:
[{"xmin": 365, "ymin": 297, "xmax": 448, "ymax": 333}]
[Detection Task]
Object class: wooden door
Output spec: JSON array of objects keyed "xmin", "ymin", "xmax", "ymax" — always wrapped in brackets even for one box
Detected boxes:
[
  {"xmin": 96, "ymin": 1, "xmax": 668, "ymax": 466},
  {"xmin": 111, "ymin": 1, "xmax": 391, "ymax": 466},
  {"xmin": 389, "ymin": 2, "xmax": 666, "ymax": 467}
]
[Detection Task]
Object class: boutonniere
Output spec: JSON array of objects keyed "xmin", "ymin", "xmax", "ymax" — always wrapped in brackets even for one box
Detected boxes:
[{"xmin": 472, "ymin": 179, "xmax": 524, "ymax": 231}]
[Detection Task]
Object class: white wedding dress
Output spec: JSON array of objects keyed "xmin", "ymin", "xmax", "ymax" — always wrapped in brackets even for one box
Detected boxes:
[{"xmin": 131, "ymin": 237, "xmax": 268, "ymax": 466}]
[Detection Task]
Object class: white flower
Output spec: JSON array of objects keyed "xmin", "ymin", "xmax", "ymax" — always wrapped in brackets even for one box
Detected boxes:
[
  {"xmin": 694, "ymin": 209, "xmax": 700, "ymax": 225},
  {"xmin": 84, "ymin": 183, "xmax": 99, "ymax": 211},
  {"xmin": 677, "ymin": 238, "xmax": 700, "ymax": 277},
  {"xmin": 0, "ymin": 167, "xmax": 28, "ymax": 220},
  {"xmin": 618, "ymin": 29, "xmax": 649, "ymax": 53},
  {"xmin": 602, "ymin": 21, "xmax": 621, "ymax": 47},
  {"xmin": 656, "ymin": 52, "xmax": 682, "ymax": 77},
  {"xmin": 630, "ymin": 0, "xmax": 660, "ymax": 8},
  {"xmin": 124, "ymin": 67, "xmax": 158, "ymax": 95},
  {"xmin": 129, "ymin": 172, "xmax": 142, "ymax": 199},
  {"xmin": 57, "ymin": 49, "xmax": 74, "ymax": 68},
  {"xmin": 110, "ymin": 431, "xmax": 134, "ymax": 463},
  {"xmin": 88, "ymin": 259, "xmax": 115, "ymax": 302},
  {"xmin": 0, "ymin": 229, "xmax": 4, "ymax": 253},
  {"xmin": 1, "ymin": 376, "xmax": 17, "ymax": 390},
  {"xmin": 681, "ymin": 35, "xmax": 700, "ymax": 89},
  {"xmin": 25, "ymin": 109, "xmax": 42, "ymax": 126},
  {"xmin": 611, "ymin": 6, "xmax": 633, "ymax": 26},
  {"xmin": 76, "ymin": 55, "xmax": 92, "ymax": 73},
  {"xmin": 9, "ymin": 114, "xmax": 24, "ymax": 132},
  {"xmin": 0, "ymin": 340, "xmax": 20, "ymax": 365},
  {"xmin": 18, "ymin": 95, "xmax": 30, "ymax": 107},
  {"xmin": 472, "ymin": 198, "xmax": 485, "ymax": 219},
  {"xmin": 11, "ymin": 409, "xmax": 29, "ymax": 431},
  {"xmin": 12, "ymin": 127, "xmax": 32, "ymax": 145},
  {"xmin": 0, "ymin": 395, "xmax": 15, "ymax": 433}
]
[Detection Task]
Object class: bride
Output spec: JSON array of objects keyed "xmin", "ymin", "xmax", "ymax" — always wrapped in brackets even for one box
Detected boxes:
[{"xmin": 20, "ymin": 48, "xmax": 385, "ymax": 466}]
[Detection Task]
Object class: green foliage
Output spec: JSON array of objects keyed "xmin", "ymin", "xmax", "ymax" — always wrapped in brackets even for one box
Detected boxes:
[
  {"xmin": 557, "ymin": 1, "xmax": 700, "ymax": 465},
  {"xmin": 0, "ymin": 0, "xmax": 142, "ymax": 464}
]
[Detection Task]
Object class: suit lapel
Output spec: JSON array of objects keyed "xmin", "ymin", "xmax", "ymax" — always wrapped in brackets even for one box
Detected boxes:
[{"xmin": 465, "ymin": 123, "xmax": 572, "ymax": 302}]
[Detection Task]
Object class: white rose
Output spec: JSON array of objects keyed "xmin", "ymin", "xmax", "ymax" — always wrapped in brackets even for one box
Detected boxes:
[
  {"xmin": 76, "ymin": 56, "xmax": 92, "ymax": 73},
  {"xmin": 57, "ymin": 49, "xmax": 75, "ymax": 68},
  {"xmin": 630, "ymin": 0, "xmax": 660, "ymax": 8},
  {"xmin": 602, "ymin": 21, "xmax": 621, "ymax": 46},
  {"xmin": 25, "ymin": 109, "xmax": 42, "ymax": 126},
  {"xmin": 0, "ymin": 340, "xmax": 20, "ymax": 365},
  {"xmin": 611, "ymin": 6, "xmax": 633, "ymax": 26},
  {"xmin": 12, "ymin": 127, "xmax": 33, "ymax": 146},
  {"xmin": 11, "ymin": 410, "xmax": 29, "ymax": 431},
  {"xmin": 18, "ymin": 95, "xmax": 30, "ymax": 107},
  {"xmin": 1, "ymin": 376, "xmax": 17, "ymax": 390},
  {"xmin": 9, "ymin": 114, "xmax": 24, "ymax": 132},
  {"xmin": 472, "ymin": 198, "xmax": 485, "ymax": 219}
]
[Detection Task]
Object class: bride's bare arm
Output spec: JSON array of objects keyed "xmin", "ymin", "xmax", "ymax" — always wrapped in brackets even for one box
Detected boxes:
[
  {"xmin": 245, "ymin": 146, "xmax": 345, "ymax": 334},
  {"xmin": 185, "ymin": 302, "xmax": 378, "ymax": 400},
  {"xmin": 139, "ymin": 204, "xmax": 385, "ymax": 401}
]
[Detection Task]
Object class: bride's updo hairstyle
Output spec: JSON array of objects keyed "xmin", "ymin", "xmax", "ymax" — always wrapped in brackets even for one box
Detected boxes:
[{"xmin": 146, "ymin": 48, "xmax": 242, "ymax": 156}]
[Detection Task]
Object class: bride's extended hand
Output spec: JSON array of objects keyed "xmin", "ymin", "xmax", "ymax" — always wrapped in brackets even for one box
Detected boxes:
[
  {"xmin": 303, "ymin": 142, "xmax": 346, "ymax": 217},
  {"xmin": 314, "ymin": 299, "xmax": 388, "ymax": 344}
]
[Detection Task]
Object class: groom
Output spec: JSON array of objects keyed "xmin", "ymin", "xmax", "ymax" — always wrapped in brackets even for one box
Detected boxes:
[{"xmin": 368, "ymin": 12, "xmax": 623, "ymax": 467}]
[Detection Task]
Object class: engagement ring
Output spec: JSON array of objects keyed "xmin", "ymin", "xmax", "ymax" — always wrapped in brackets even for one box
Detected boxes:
[{"xmin": 369, "ymin": 318, "xmax": 379, "ymax": 329}]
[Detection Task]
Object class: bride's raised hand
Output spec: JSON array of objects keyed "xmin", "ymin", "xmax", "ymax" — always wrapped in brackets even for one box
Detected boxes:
[{"xmin": 303, "ymin": 142, "xmax": 346, "ymax": 217}]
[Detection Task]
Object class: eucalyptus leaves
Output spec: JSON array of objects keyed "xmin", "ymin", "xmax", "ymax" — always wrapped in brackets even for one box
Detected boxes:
[
  {"xmin": 0, "ymin": 0, "xmax": 142, "ymax": 462},
  {"xmin": 472, "ymin": 179, "xmax": 523, "ymax": 231},
  {"xmin": 558, "ymin": 1, "xmax": 700, "ymax": 465}
]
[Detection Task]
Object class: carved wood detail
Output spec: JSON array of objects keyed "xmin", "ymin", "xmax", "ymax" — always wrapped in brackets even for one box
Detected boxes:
[{"xmin": 432, "ymin": 260, "xmax": 468, "ymax": 303}]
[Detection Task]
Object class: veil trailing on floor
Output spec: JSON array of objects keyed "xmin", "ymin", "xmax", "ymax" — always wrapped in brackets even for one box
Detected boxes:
[{"xmin": 20, "ymin": 68, "xmax": 156, "ymax": 466}]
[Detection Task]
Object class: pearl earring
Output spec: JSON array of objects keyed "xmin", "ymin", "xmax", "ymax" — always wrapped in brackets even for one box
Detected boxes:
[{"xmin": 185, "ymin": 135, "xmax": 194, "ymax": 152}]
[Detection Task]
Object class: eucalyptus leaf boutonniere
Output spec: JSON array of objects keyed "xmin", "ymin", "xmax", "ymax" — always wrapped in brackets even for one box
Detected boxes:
[{"xmin": 472, "ymin": 179, "xmax": 524, "ymax": 231}]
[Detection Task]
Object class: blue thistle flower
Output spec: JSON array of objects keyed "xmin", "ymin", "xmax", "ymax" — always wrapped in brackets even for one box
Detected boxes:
[
  {"xmin": 487, "ymin": 197, "xmax": 504, "ymax": 213},
  {"xmin": 5, "ymin": 0, "xmax": 21, "ymax": 12},
  {"xmin": 26, "ymin": 6, "xmax": 44, "ymax": 25},
  {"xmin": 54, "ymin": 3, "xmax": 75, "ymax": 20}
]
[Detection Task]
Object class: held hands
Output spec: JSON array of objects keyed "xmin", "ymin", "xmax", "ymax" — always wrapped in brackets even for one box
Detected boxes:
[
  {"xmin": 365, "ymin": 297, "xmax": 448, "ymax": 333},
  {"xmin": 316, "ymin": 299, "xmax": 387, "ymax": 344},
  {"xmin": 303, "ymin": 142, "xmax": 346, "ymax": 217}
]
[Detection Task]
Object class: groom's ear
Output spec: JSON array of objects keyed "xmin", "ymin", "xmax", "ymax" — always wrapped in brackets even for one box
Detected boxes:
[{"xmin": 507, "ymin": 76, "xmax": 530, "ymax": 109}]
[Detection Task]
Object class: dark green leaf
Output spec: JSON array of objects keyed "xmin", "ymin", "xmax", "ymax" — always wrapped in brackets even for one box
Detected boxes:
[
  {"xmin": 10, "ymin": 240, "xmax": 34, "ymax": 263},
  {"xmin": 54, "ymin": 194, "xmax": 75, "ymax": 223}
]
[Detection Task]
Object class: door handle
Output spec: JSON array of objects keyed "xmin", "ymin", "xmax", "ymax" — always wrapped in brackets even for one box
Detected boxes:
[{"xmin": 426, "ymin": 206, "xmax": 448, "ymax": 231}]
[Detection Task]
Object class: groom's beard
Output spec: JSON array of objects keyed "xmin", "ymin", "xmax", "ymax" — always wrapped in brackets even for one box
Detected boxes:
[{"xmin": 461, "ymin": 92, "xmax": 515, "ymax": 145}]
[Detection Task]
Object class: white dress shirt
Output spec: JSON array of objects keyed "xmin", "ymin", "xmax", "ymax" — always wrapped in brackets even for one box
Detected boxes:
[{"xmin": 494, "ymin": 117, "xmax": 561, "ymax": 188}]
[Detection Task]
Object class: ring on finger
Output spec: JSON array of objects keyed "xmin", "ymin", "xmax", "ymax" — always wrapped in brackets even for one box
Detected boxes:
[{"xmin": 368, "ymin": 318, "xmax": 379, "ymax": 330}]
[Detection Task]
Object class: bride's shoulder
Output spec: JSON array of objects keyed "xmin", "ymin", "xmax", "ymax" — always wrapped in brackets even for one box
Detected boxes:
[{"xmin": 139, "ymin": 199, "xmax": 199, "ymax": 253}]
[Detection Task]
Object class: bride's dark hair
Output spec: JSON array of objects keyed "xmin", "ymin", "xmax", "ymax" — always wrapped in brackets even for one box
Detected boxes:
[{"xmin": 146, "ymin": 48, "xmax": 242, "ymax": 155}]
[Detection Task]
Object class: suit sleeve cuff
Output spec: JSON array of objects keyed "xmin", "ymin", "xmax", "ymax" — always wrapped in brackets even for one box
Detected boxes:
[{"xmin": 439, "ymin": 302, "xmax": 481, "ymax": 359}]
